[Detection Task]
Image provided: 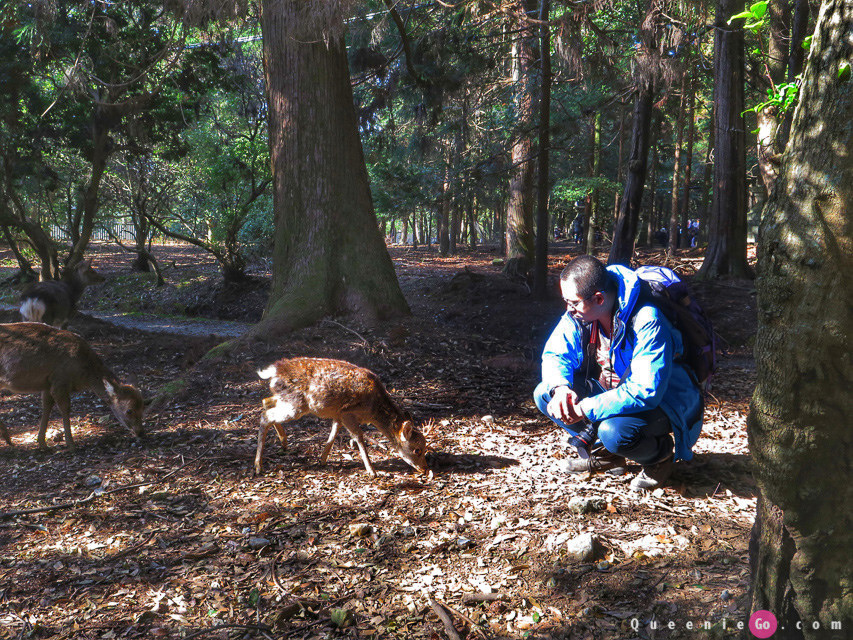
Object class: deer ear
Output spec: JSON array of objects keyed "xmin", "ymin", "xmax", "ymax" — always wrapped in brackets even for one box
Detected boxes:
[
  {"xmin": 401, "ymin": 421, "xmax": 414, "ymax": 441},
  {"xmin": 103, "ymin": 379, "xmax": 116, "ymax": 399}
]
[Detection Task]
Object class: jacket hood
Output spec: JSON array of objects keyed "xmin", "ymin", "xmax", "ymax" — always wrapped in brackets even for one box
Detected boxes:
[{"xmin": 607, "ymin": 264, "xmax": 642, "ymax": 323}]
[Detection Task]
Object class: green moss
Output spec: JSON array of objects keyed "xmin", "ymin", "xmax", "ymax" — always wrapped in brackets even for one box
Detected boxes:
[
  {"xmin": 201, "ymin": 339, "xmax": 236, "ymax": 360},
  {"xmin": 157, "ymin": 379, "xmax": 188, "ymax": 397}
]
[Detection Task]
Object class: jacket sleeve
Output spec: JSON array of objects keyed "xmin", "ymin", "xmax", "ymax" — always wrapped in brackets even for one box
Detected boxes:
[
  {"xmin": 578, "ymin": 306, "xmax": 674, "ymax": 421},
  {"xmin": 541, "ymin": 315, "xmax": 584, "ymax": 392}
]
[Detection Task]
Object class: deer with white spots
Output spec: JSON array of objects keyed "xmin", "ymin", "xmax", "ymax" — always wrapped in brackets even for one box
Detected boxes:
[{"xmin": 255, "ymin": 357, "xmax": 429, "ymax": 477}]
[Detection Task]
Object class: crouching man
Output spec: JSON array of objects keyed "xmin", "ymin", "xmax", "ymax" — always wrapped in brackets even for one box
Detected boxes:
[{"xmin": 533, "ymin": 255, "xmax": 703, "ymax": 491}]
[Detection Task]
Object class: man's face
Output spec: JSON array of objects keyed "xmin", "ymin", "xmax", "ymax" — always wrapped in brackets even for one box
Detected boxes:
[{"xmin": 560, "ymin": 277, "xmax": 606, "ymax": 323}]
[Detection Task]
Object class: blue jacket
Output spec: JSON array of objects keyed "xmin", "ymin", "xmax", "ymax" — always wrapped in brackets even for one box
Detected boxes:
[{"xmin": 541, "ymin": 265, "xmax": 703, "ymax": 461}]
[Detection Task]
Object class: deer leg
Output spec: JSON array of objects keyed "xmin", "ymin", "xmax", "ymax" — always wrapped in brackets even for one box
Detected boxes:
[
  {"xmin": 341, "ymin": 416, "xmax": 376, "ymax": 477},
  {"xmin": 257, "ymin": 395, "xmax": 302, "ymax": 474},
  {"xmin": 254, "ymin": 417, "xmax": 272, "ymax": 476},
  {"xmin": 320, "ymin": 420, "xmax": 341, "ymax": 465},
  {"xmin": 37, "ymin": 391, "xmax": 55, "ymax": 450},
  {"xmin": 272, "ymin": 423, "xmax": 288, "ymax": 450},
  {"xmin": 52, "ymin": 388, "xmax": 75, "ymax": 453},
  {"xmin": 0, "ymin": 418, "xmax": 10, "ymax": 446}
]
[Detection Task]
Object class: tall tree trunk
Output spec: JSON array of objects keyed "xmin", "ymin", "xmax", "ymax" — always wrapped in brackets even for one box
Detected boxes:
[
  {"xmin": 467, "ymin": 196, "xmax": 477, "ymax": 249},
  {"xmin": 533, "ymin": 0, "xmax": 551, "ymax": 299},
  {"xmin": 779, "ymin": 0, "xmax": 811, "ymax": 148},
  {"xmin": 697, "ymin": 98, "xmax": 715, "ymax": 244},
  {"xmin": 504, "ymin": 0, "xmax": 537, "ymax": 265},
  {"xmin": 439, "ymin": 158, "xmax": 451, "ymax": 256},
  {"xmin": 613, "ymin": 99, "xmax": 626, "ymax": 222},
  {"xmin": 756, "ymin": 0, "xmax": 791, "ymax": 197},
  {"xmin": 584, "ymin": 111, "xmax": 601, "ymax": 254},
  {"xmin": 256, "ymin": 2, "xmax": 409, "ymax": 334},
  {"xmin": 748, "ymin": 2, "xmax": 852, "ymax": 635},
  {"xmin": 609, "ymin": 78, "xmax": 655, "ymax": 265},
  {"xmin": 699, "ymin": 0, "xmax": 752, "ymax": 279},
  {"xmin": 641, "ymin": 113, "xmax": 660, "ymax": 247},
  {"xmin": 67, "ymin": 123, "xmax": 109, "ymax": 270},
  {"xmin": 668, "ymin": 80, "xmax": 686, "ymax": 255},
  {"xmin": 680, "ymin": 74, "xmax": 696, "ymax": 247}
]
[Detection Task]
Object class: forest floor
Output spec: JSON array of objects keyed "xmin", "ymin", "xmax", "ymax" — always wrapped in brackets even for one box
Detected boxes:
[{"xmin": 0, "ymin": 241, "xmax": 758, "ymax": 640}]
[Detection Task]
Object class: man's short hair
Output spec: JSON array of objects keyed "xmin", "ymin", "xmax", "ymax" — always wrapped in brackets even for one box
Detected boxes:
[{"xmin": 560, "ymin": 255, "xmax": 616, "ymax": 299}]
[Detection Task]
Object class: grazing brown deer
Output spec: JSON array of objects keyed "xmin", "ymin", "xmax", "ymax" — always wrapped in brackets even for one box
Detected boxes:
[
  {"xmin": 255, "ymin": 357, "xmax": 429, "ymax": 477},
  {"xmin": 20, "ymin": 259, "xmax": 105, "ymax": 328},
  {"xmin": 0, "ymin": 323, "xmax": 144, "ymax": 451}
]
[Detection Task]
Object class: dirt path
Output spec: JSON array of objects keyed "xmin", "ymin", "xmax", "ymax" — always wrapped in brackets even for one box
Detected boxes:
[
  {"xmin": 79, "ymin": 310, "xmax": 252, "ymax": 338},
  {"xmin": 1, "ymin": 304, "xmax": 252, "ymax": 338}
]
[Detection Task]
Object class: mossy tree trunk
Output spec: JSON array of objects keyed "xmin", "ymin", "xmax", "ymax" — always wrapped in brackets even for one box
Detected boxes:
[
  {"xmin": 256, "ymin": 1, "xmax": 409, "ymax": 335},
  {"xmin": 748, "ymin": 2, "xmax": 853, "ymax": 635}
]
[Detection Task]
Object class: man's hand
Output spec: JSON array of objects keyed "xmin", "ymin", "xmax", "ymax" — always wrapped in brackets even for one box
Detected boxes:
[{"xmin": 547, "ymin": 386, "xmax": 585, "ymax": 425}]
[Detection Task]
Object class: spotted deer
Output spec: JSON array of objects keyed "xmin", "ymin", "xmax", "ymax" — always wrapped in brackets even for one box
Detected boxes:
[
  {"xmin": 255, "ymin": 357, "xmax": 428, "ymax": 476},
  {"xmin": 0, "ymin": 323, "xmax": 144, "ymax": 451}
]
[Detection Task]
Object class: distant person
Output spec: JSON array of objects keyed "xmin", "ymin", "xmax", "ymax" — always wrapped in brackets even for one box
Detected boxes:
[
  {"xmin": 571, "ymin": 218, "xmax": 583, "ymax": 244},
  {"xmin": 688, "ymin": 219, "xmax": 699, "ymax": 248},
  {"xmin": 532, "ymin": 255, "xmax": 703, "ymax": 491}
]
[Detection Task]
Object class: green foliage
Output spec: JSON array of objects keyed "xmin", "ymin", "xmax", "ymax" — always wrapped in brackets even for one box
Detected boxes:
[
  {"xmin": 729, "ymin": 2, "xmax": 769, "ymax": 32},
  {"xmin": 744, "ymin": 81, "xmax": 800, "ymax": 119},
  {"xmin": 551, "ymin": 176, "xmax": 620, "ymax": 205}
]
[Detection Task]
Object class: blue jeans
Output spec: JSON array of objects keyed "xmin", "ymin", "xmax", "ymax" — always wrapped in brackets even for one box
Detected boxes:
[{"xmin": 533, "ymin": 381, "xmax": 672, "ymax": 465}]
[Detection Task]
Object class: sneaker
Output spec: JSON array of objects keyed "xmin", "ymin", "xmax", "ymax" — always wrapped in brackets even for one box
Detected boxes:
[
  {"xmin": 630, "ymin": 452, "xmax": 674, "ymax": 491},
  {"xmin": 562, "ymin": 450, "xmax": 626, "ymax": 475}
]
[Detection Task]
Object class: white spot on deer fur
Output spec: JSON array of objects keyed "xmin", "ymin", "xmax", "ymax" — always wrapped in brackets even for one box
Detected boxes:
[
  {"xmin": 265, "ymin": 398, "xmax": 298, "ymax": 423},
  {"xmin": 257, "ymin": 365, "xmax": 277, "ymax": 380},
  {"xmin": 20, "ymin": 299, "xmax": 46, "ymax": 323}
]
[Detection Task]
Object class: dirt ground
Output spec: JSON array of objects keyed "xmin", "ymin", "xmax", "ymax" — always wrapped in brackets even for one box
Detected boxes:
[{"xmin": 0, "ymin": 242, "xmax": 758, "ymax": 640}]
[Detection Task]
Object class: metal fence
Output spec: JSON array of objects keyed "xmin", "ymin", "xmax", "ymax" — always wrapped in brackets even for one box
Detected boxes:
[{"xmin": 47, "ymin": 223, "xmax": 184, "ymax": 245}]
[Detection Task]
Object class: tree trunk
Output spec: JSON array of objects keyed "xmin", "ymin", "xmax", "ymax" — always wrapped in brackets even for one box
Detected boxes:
[
  {"xmin": 613, "ymin": 100, "xmax": 626, "ymax": 222},
  {"xmin": 697, "ymin": 98, "xmax": 715, "ymax": 244},
  {"xmin": 439, "ymin": 159, "xmax": 451, "ymax": 256},
  {"xmin": 680, "ymin": 74, "xmax": 696, "ymax": 247},
  {"xmin": 533, "ymin": 0, "xmax": 551, "ymax": 299},
  {"xmin": 748, "ymin": 2, "xmax": 852, "ymax": 634},
  {"xmin": 609, "ymin": 78, "xmax": 655, "ymax": 265},
  {"xmin": 641, "ymin": 113, "xmax": 660, "ymax": 247},
  {"xmin": 585, "ymin": 111, "xmax": 601, "ymax": 254},
  {"xmin": 756, "ymin": 0, "xmax": 791, "ymax": 197},
  {"xmin": 0, "ymin": 225, "xmax": 36, "ymax": 280},
  {"xmin": 68, "ymin": 123, "xmax": 110, "ymax": 270},
  {"xmin": 467, "ymin": 196, "xmax": 477, "ymax": 249},
  {"xmin": 698, "ymin": 0, "xmax": 752, "ymax": 279},
  {"xmin": 504, "ymin": 0, "xmax": 537, "ymax": 264},
  {"xmin": 779, "ymin": 0, "xmax": 810, "ymax": 148},
  {"xmin": 668, "ymin": 79, "xmax": 686, "ymax": 255},
  {"xmin": 256, "ymin": 1, "xmax": 409, "ymax": 334}
]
